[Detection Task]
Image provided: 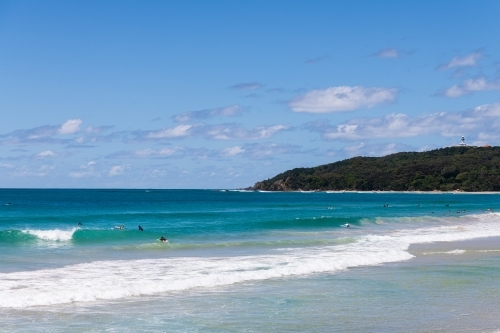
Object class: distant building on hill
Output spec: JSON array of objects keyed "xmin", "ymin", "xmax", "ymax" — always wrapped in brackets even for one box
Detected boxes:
[{"xmin": 456, "ymin": 136, "xmax": 484, "ymax": 148}]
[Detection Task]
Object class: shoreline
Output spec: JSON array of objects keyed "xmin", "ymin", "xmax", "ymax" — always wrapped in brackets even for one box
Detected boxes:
[
  {"xmin": 408, "ymin": 235, "xmax": 500, "ymax": 263},
  {"xmin": 245, "ymin": 189, "xmax": 500, "ymax": 194}
]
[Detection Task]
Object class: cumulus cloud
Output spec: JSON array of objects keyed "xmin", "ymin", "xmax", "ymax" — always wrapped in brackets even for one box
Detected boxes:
[
  {"xmin": 215, "ymin": 142, "xmax": 303, "ymax": 160},
  {"xmin": 132, "ymin": 123, "xmax": 290, "ymax": 141},
  {"xmin": 304, "ymin": 103, "xmax": 500, "ymax": 141},
  {"xmin": 0, "ymin": 126, "xmax": 66, "ymax": 145},
  {"xmin": 145, "ymin": 125, "xmax": 194, "ymax": 139},
  {"xmin": 58, "ymin": 119, "xmax": 82, "ymax": 134},
  {"xmin": 173, "ymin": 105, "xmax": 243, "ymax": 122},
  {"xmin": 230, "ymin": 82, "xmax": 263, "ymax": 91},
  {"xmin": 289, "ymin": 86, "xmax": 397, "ymax": 113},
  {"xmin": 196, "ymin": 124, "xmax": 290, "ymax": 140},
  {"xmin": 439, "ymin": 52, "xmax": 482, "ymax": 70},
  {"xmin": 341, "ymin": 142, "xmax": 414, "ymax": 157},
  {"xmin": 220, "ymin": 146, "xmax": 245, "ymax": 156},
  {"xmin": 69, "ymin": 161, "xmax": 98, "ymax": 178},
  {"xmin": 36, "ymin": 150, "xmax": 57, "ymax": 158},
  {"xmin": 109, "ymin": 165, "xmax": 129, "ymax": 177},
  {"xmin": 440, "ymin": 77, "xmax": 500, "ymax": 98},
  {"xmin": 9, "ymin": 165, "xmax": 55, "ymax": 177},
  {"xmin": 0, "ymin": 120, "xmax": 116, "ymax": 146}
]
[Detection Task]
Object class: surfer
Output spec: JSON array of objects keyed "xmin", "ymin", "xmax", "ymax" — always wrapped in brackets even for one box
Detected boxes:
[
  {"xmin": 138, "ymin": 225, "xmax": 144, "ymax": 231},
  {"xmin": 342, "ymin": 223, "xmax": 350, "ymax": 228},
  {"xmin": 78, "ymin": 222, "xmax": 82, "ymax": 226},
  {"xmin": 159, "ymin": 236, "xmax": 168, "ymax": 242}
]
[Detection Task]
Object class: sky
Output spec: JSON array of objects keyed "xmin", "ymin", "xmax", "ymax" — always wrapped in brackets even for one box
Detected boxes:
[{"xmin": 1, "ymin": 1, "xmax": 500, "ymax": 188}]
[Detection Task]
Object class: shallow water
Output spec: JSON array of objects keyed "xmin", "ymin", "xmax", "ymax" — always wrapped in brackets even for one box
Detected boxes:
[{"xmin": 1, "ymin": 189, "xmax": 500, "ymax": 331}]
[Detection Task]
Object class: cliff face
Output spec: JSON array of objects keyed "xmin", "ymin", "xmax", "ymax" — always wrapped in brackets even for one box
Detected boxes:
[
  {"xmin": 253, "ymin": 178, "xmax": 290, "ymax": 191},
  {"xmin": 251, "ymin": 147, "xmax": 500, "ymax": 192}
]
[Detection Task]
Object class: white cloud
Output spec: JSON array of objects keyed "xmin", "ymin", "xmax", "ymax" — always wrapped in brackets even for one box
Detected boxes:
[
  {"xmin": 0, "ymin": 163, "xmax": 14, "ymax": 169},
  {"xmin": 289, "ymin": 86, "xmax": 397, "ymax": 113},
  {"xmin": 198, "ymin": 124, "xmax": 290, "ymax": 140},
  {"xmin": 254, "ymin": 125, "xmax": 289, "ymax": 139},
  {"xmin": 58, "ymin": 119, "xmax": 82, "ymax": 135},
  {"xmin": 442, "ymin": 77, "xmax": 500, "ymax": 97},
  {"xmin": 304, "ymin": 103, "xmax": 500, "ymax": 141},
  {"xmin": 36, "ymin": 150, "xmax": 57, "ymax": 158},
  {"xmin": 0, "ymin": 120, "xmax": 115, "ymax": 146},
  {"xmin": 439, "ymin": 52, "xmax": 482, "ymax": 70},
  {"xmin": 220, "ymin": 146, "xmax": 245, "ymax": 156},
  {"xmin": 146, "ymin": 125, "xmax": 193, "ymax": 139},
  {"xmin": 11, "ymin": 165, "xmax": 55, "ymax": 177},
  {"xmin": 109, "ymin": 165, "xmax": 129, "ymax": 176},
  {"xmin": 341, "ymin": 142, "xmax": 413, "ymax": 157},
  {"xmin": 68, "ymin": 161, "xmax": 98, "ymax": 178}
]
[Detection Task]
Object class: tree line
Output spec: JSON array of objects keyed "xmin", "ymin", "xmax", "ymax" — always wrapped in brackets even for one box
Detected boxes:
[{"xmin": 252, "ymin": 147, "xmax": 500, "ymax": 192}]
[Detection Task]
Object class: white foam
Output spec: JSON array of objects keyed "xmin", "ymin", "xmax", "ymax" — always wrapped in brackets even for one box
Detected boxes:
[
  {"xmin": 22, "ymin": 228, "xmax": 78, "ymax": 241},
  {"xmin": 423, "ymin": 249, "xmax": 466, "ymax": 255},
  {"xmin": 3, "ymin": 214, "xmax": 500, "ymax": 308}
]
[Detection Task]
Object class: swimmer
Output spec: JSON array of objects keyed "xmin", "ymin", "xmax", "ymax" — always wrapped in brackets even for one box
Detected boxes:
[{"xmin": 138, "ymin": 225, "xmax": 144, "ymax": 231}]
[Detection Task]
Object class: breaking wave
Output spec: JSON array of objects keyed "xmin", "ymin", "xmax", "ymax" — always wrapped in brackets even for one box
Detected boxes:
[{"xmin": 2, "ymin": 212, "xmax": 500, "ymax": 308}]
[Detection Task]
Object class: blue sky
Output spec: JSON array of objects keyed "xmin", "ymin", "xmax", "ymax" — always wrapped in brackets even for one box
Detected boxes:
[{"xmin": 1, "ymin": 1, "xmax": 500, "ymax": 188}]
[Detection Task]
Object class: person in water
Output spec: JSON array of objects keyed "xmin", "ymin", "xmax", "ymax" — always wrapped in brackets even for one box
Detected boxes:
[
  {"xmin": 78, "ymin": 222, "xmax": 82, "ymax": 226},
  {"xmin": 159, "ymin": 236, "xmax": 168, "ymax": 242},
  {"xmin": 138, "ymin": 225, "xmax": 143, "ymax": 231}
]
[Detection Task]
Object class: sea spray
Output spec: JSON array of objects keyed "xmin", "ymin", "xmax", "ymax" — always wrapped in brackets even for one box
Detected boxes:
[{"xmin": 22, "ymin": 228, "xmax": 78, "ymax": 241}]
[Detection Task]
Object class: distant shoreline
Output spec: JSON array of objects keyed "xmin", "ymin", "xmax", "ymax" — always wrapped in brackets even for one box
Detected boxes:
[
  {"xmin": 244, "ymin": 190, "xmax": 500, "ymax": 194},
  {"xmin": 251, "ymin": 147, "xmax": 500, "ymax": 192}
]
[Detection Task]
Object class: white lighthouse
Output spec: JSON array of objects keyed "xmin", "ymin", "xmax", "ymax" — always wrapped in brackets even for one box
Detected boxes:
[{"xmin": 459, "ymin": 136, "xmax": 467, "ymax": 146}]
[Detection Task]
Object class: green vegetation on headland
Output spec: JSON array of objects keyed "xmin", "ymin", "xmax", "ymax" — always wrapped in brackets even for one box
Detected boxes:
[{"xmin": 252, "ymin": 147, "xmax": 500, "ymax": 192}]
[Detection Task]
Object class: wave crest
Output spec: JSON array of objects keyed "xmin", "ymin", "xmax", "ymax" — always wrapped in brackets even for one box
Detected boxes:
[{"xmin": 21, "ymin": 228, "xmax": 78, "ymax": 241}]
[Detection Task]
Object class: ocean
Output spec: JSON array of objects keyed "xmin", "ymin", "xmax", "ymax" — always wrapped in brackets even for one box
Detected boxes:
[{"xmin": 1, "ymin": 189, "xmax": 500, "ymax": 332}]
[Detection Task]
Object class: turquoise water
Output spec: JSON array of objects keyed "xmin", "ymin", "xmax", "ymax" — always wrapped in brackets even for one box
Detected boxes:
[{"xmin": 1, "ymin": 189, "xmax": 500, "ymax": 332}]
